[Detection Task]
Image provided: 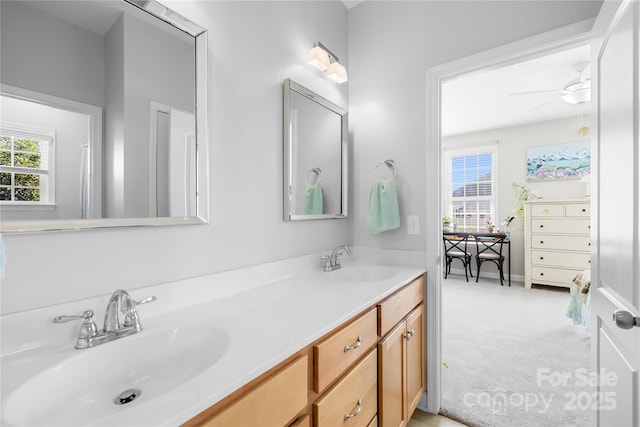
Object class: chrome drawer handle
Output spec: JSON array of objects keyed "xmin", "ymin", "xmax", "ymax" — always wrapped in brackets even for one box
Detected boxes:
[
  {"xmin": 404, "ymin": 329, "xmax": 415, "ymax": 341},
  {"xmin": 344, "ymin": 398, "xmax": 362, "ymax": 421},
  {"xmin": 344, "ymin": 336, "xmax": 362, "ymax": 353}
]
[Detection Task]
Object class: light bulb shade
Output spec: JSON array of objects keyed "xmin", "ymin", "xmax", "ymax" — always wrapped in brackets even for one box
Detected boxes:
[
  {"xmin": 308, "ymin": 46, "xmax": 330, "ymax": 71},
  {"xmin": 326, "ymin": 61, "xmax": 348, "ymax": 84}
]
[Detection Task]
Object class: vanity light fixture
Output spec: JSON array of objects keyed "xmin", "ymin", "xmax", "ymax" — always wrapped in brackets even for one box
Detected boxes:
[{"xmin": 308, "ymin": 42, "xmax": 348, "ymax": 84}]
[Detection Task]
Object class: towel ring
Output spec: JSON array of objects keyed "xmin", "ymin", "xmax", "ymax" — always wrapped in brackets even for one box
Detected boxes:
[
  {"xmin": 374, "ymin": 160, "xmax": 397, "ymax": 179},
  {"xmin": 305, "ymin": 168, "xmax": 322, "ymax": 185}
]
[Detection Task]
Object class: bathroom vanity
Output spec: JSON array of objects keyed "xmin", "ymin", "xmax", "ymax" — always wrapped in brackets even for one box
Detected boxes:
[
  {"xmin": 0, "ymin": 254, "xmax": 426, "ymax": 427},
  {"xmin": 185, "ymin": 275, "xmax": 424, "ymax": 427}
]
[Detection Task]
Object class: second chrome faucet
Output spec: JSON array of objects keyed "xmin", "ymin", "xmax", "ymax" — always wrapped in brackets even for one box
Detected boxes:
[
  {"xmin": 53, "ymin": 289, "xmax": 156, "ymax": 349},
  {"xmin": 322, "ymin": 245, "xmax": 352, "ymax": 272}
]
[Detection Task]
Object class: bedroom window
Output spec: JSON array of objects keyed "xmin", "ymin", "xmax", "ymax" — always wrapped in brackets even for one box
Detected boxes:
[
  {"xmin": 0, "ymin": 126, "xmax": 55, "ymax": 206},
  {"xmin": 444, "ymin": 144, "xmax": 498, "ymax": 232}
]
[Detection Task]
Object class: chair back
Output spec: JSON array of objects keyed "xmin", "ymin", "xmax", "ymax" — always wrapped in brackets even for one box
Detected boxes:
[
  {"xmin": 473, "ymin": 233, "xmax": 507, "ymax": 259},
  {"xmin": 443, "ymin": 232, "xmax": 471, "ymax": 256}
]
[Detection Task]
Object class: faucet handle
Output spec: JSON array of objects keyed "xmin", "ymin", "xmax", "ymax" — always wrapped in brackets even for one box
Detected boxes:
[
  {"xmin": 133, "ymin": 295, "xmax": 157, "ymax": 307},
  {"xmin": 53, "ymin": 310, "xmax": 95, "ymax": 324},
  {"xmin": 53, "ymin": 310, "xmax": 98, "ymax": 346}
]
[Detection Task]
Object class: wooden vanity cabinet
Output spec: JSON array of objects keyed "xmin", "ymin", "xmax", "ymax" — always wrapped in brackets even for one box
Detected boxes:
[
  {"xmin": 377, "ymin": 276, "xmax": 425, "ymax": 427},
  {"xmin": 183, "ymin": 274, "xmax": 426, "ymax": 427}
]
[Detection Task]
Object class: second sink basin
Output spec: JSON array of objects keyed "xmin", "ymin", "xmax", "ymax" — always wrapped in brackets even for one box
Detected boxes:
[
  {"xmin": 2, "ymin": 325, "xmax": 229, "ymax": 426},
  {"xmin": 331, "ymin": 265, "xmax": 395, "ymax": 282}
]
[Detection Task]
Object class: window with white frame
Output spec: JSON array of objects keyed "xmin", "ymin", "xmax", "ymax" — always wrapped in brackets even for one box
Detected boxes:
[
  {"xmin": 443, "ymin": 144, "xmax": 498, "ymax": 232},
  {"xmin": 0, "ymin": 126, "xmax": 55, "ymax": 205}
]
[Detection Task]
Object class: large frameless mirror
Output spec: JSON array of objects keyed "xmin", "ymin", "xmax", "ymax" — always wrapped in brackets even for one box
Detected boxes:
[
  {"xmin": 0, "ymin": 0, "xmax": 208, "ymax": 232},
  {"xmin": 283, "ymin": 79, "xmax": 347, "ymax": 221}
]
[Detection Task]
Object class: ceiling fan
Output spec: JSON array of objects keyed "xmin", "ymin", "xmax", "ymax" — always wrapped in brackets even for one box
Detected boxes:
[{"xmin": 512, "ymin": 62, "xmax": 592, "ymax": 109}]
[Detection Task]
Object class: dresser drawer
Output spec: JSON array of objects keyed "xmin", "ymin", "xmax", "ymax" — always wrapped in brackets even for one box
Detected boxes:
[
  {"xmin": 531, "ymin": 235, "xmax": 591, "ymax": 251},
  {"xmin": 314, "ymin": 349, "xmax": 378, "ymax": 427},
  {"xmin": 531, "ymin": 203, "xmax": 564, "ymax": 217},
  {"xmin": 378, "ymin": 276, "xmax": 424, "ymax": 338},
  {"xmin": 202, "ymin": 355, "xmax": 308, "ymax": 427},
  {"xmin": 531, "ymin": 266, "xmax": 581, "ymax": 286},
  {"xmin": 531, "ymin": 219, "xmax": 590, "ymax": 235},
  {"xmin": 531, "ymin": 250, "xmax": 591, "ymax": 269},
  {"xmin": 565, "ymin": 203, "xmax": 591, "ymax": 217},
  {"xmin": 314, "ymin": 308, "xmax": 378, "ymax": 393}
]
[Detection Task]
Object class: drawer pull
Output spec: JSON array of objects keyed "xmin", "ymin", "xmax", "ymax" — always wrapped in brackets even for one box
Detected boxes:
[
  {"xmin": 344, "ymin": 336, "xmax": 362, "ymax": 353},
  {"xmin": 540, "ymin": 241, "xmax": 544, "ymax": 244},
  {"xmin": 539, "ymin": 225, "xmax": 544, "ymax": 228},
  {"xmin": 344, "ymin": 398, "xmax": 362, "ymax": 421},
  {"xmin": 404, "ymin": 329, "xmax": 415, "ymax": 341},
  {"xmin": 539, "ymin": 256, "xmax": 544, "ymax": 260},
  {"xmin": 540, "ymin": 273, "xmax": 544, "ymax": 276},
  {"xmin": 582, "ymin": 208, "xmax": 586, "ymax": 212}
]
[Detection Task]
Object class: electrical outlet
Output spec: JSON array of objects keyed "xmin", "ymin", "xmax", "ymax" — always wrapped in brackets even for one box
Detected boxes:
[{"xmin": 407, "ymin": 215, "xmax": 420, "ymax": 235}]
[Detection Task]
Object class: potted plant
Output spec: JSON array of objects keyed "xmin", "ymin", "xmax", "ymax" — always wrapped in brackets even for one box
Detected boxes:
[{"xmin": 442, "ymin": 216, "xmax": 452, "ymax": 232}]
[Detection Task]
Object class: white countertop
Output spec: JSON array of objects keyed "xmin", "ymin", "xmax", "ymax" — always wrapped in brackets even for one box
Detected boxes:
[{"xmin": 0, "ymin": 251, "xmax": 425, "ymax": 426}]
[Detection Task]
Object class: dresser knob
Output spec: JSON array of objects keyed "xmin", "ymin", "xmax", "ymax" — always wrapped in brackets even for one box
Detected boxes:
[
  {"xmin": 540, "ymin": 257, "xmax": 544, "ymax": 260},
  {"xmin": 582, "ymin": 208, "xmax": 586, "ymax": 212},
  {"xmin": 539, "ymin": 225, "xmax": 544, "ymax": 228},
  {"xmin": 540, "ymin": 241, "xmax": 544, "ymax": 244},
  {"xmin": 540, "ymin": 273, "xmax": 544, "ymax": 276}
]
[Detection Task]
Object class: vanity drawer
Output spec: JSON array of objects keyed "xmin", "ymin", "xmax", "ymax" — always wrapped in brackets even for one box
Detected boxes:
[
  {"xmin": 531, "ymin": 266, "xmax": 580, "ymax": 286},
  {"xmin": 531, "ymin": 203, "xmax": 564, "ymax": 217},
  {"xmin": 378, "ymin": 276, "xmax": 424, "ymax": 338},
  {"xmin": 565, "ymin": 203, "xmax": 591, "ymax": 217},
  {"xmin": 531, "ymin": 219, "xmax": 590, "ymax": 235},
  {"xmin": 531, "ymin": 250, "xmax": 591, "ymax": 269},
  {"xmin": 314, "ymin": 349, "xmax": 378, "ymax": 427},
  {"xmin": 531, "ymin": 235, "xmax": 591, "ymax": 251},
  {"xmin": 202, "ymin": 355, "xmax": 308, "ymax": 427},
  {"xmin": 314, "ymin": 308, "xmax": 378, "ymax": 393}
]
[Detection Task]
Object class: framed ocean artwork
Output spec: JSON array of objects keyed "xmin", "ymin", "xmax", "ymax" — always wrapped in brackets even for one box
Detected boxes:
[{"xmin": 526, "ymin": 141, "xmax": 591, "ymax": 181}]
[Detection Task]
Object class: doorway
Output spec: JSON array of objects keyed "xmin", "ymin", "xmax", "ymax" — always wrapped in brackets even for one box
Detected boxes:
[{"xmin": 423, "ymin": 19, "xmax": 595, "ymax": 417}]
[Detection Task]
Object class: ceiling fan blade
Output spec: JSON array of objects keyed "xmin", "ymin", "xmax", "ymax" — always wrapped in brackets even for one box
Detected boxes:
[
  {"xmin": 529, "ymin": 95, "xmax": 562, "ymax": 111},
  {"xmin": 510, "ymin": 89, "xmax": 563, "ymax": 96}
]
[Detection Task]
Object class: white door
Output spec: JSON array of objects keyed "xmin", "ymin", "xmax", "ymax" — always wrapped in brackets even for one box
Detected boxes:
[{"xmin": 592, "ymin": 1, "xmax": 640, "ymax": 426}]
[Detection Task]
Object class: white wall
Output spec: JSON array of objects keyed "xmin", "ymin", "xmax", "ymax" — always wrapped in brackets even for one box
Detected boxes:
[
  {"xmin": 0, "ymin": 1, "xmax": 105, "ymax": 107},
  {"xmin": 347, "ymin": 0, "xmax": 602, "ymax": 257},
  {"xmin": 443, "ymin": 116, "xmax": 592, "ymax": 276},
  {"xmin": 1, "ymin": 1, "xmax": 349, "ymax": 315}
]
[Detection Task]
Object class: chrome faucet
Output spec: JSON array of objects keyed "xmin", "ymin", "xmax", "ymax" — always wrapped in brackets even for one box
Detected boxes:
[
  {"xmin": 323, "ymin": 245, "xmax": 352, "ymax": 272},
  {"xmin": 53, "ymin": 289, "xmax": 156, "ymax": 349}
]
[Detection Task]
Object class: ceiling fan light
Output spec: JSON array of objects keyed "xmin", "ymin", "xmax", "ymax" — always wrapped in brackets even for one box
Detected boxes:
[
  {"xmin": 562, "ymin": 88, "xmax": 591, "ymax": 104},
  {"xmin": 326, "ymin": 61, "xmax": 348, "ymax": 84},
  {"xmin": 308, "ymin": 46, "xmax": 330, "ymax": 71}
]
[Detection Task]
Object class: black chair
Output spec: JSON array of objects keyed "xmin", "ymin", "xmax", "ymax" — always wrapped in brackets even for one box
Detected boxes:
[
  {"xmin": 443, "ymin": 232, "xmax": 473, "ymax": 282},
  {"xmin": 473, "ymin": 233, "xmax": 507, "ymax": 286}
]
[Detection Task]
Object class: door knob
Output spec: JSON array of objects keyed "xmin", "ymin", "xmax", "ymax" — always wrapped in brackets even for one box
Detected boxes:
[{"xmin": 613, "ymin": 309, "xmax": 640, "ymax": 329}]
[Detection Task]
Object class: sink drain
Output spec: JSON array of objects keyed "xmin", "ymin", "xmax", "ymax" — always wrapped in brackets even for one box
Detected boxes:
[{"xmin": 114, "ymin": 388, "xmax": 141, "ymax": 405}]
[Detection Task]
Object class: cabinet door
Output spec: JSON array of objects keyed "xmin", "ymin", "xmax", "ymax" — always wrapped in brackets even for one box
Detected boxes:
[
  {"xmin": 405, "ymin": 305, "xmax": 425, "ymax": 418},
  {"xmin": 378, "ymin": 321, "xmax": 406, "ymax": 427}
]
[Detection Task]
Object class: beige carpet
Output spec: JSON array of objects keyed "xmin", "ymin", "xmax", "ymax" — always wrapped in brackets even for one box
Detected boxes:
[{"xmin": 441, "ymin": 275, "xmax": 593, "ymax": 427}]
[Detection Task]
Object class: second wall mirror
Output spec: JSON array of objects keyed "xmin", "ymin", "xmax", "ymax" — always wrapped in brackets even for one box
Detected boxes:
[{"xmin": 283, "ymin": 79, "xmax": 347, "ymax": 221}]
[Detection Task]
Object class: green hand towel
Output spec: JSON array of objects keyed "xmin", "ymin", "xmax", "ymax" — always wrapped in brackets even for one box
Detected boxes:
[
  {"xmin": 369, "ymin": 179, "xmax": 400, "ymax": 233},
  {"xmin": 304, "ymin": 184, "xmax": 323, "ymax": 215}
]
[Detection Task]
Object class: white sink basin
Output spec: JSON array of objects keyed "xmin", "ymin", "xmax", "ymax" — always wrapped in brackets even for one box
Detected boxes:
[
  {"xmin": 331, "ymin": 265, "xmax": 395, "ymax": 282},
  {"xmin": 3, "ymin": 325, "xmax": 229, "ymax": 426}
]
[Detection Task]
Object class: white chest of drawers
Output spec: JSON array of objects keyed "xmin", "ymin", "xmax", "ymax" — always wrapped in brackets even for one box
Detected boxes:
[{"xmin": 524, "ymin": 199, "xmax": 591, "ymax": 289}]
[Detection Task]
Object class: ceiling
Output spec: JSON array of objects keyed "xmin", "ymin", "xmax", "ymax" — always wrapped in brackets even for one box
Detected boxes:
[{"xmin": 442, "ymin": 44, "xmax": 591, "ymax": 136}]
